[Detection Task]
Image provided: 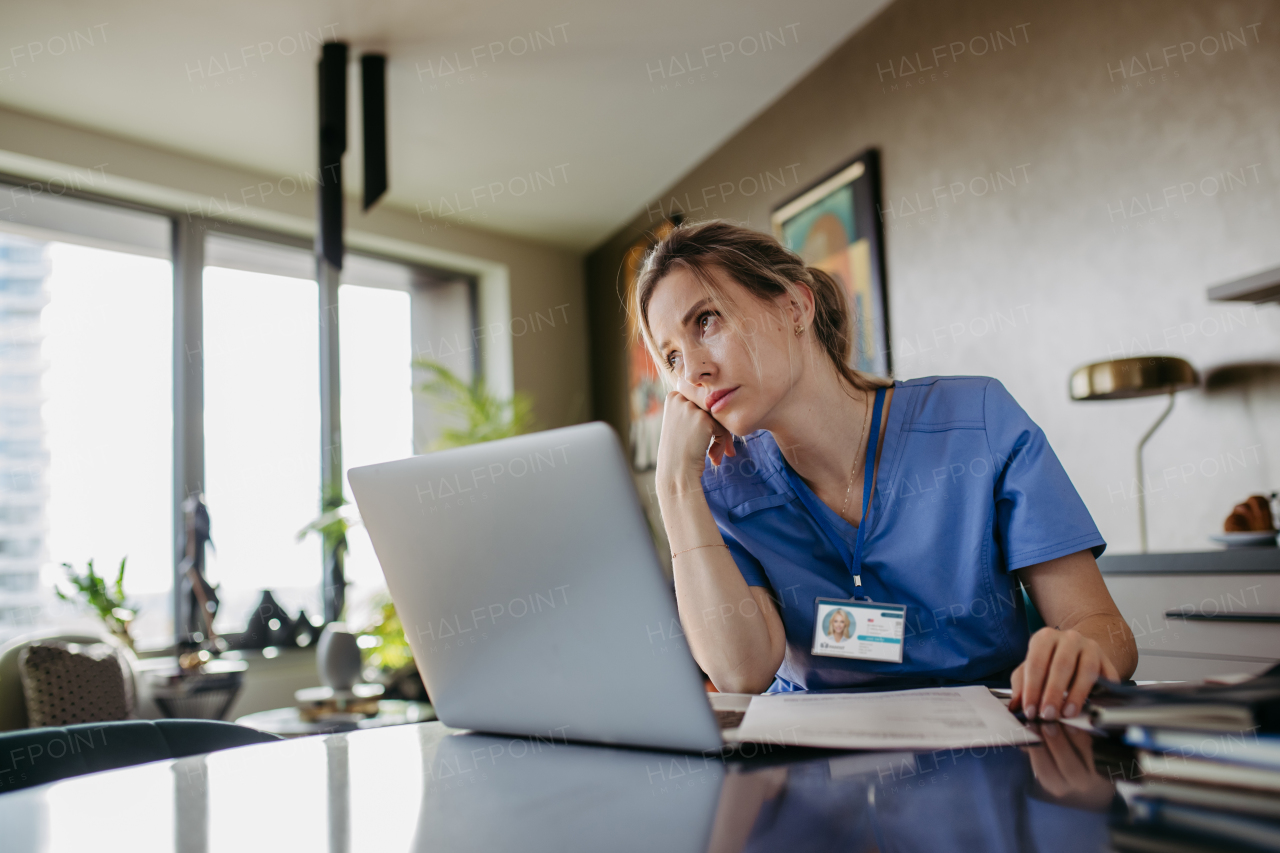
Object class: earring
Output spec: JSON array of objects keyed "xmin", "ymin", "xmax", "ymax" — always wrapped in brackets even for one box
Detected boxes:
[{"xmin": 794, "ymin": 324, "xmax": 805, "ymax": 337}]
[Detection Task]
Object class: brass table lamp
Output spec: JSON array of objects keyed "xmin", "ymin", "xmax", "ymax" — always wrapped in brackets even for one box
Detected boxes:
[{"xmin": 1069, "ymin": 356, "xmax": 1199, "ymax": 553}]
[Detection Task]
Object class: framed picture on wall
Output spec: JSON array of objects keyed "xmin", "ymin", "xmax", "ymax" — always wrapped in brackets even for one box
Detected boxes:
[
  {"xmin": 623, "ymin": 218, "xmax": 679, "ymax": 470},
  {"xmin": 771, "ymin": 149, "xmax": 891, "ymax": 376}
]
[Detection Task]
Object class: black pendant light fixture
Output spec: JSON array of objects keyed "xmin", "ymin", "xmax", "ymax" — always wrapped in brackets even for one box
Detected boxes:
[{"xmin": 361, "ymin": 53, "xmax": 388, "ymax": 210}]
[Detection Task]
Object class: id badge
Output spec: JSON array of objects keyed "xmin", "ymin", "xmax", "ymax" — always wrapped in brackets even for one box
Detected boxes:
[{"xmin": 812, "ymin": 598, "xmax": 907, "ymax": 663}]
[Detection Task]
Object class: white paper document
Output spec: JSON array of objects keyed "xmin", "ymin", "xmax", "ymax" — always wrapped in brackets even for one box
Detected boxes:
[{"xmin": 735, "ymin": 685, "xmax": 1040, "ymax": 750}]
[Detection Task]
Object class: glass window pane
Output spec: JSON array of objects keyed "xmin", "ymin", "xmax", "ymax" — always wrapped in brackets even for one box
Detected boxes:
[
  {"xmin": 0, "ymin": 233, "xmax": 173, "ymax": 647},
  {"xmin": 203, "ymin": 265, "xmax": 321, "ymax": 631},
  {"xmin": 338, "ymin": 283, "xmax": 413, "ymax": 624}
]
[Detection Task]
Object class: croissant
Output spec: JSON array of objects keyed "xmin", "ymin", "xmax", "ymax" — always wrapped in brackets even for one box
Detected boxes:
[{"xmin": 1224, "ymin": 495, "xmax": 1275, "ymax": 532}]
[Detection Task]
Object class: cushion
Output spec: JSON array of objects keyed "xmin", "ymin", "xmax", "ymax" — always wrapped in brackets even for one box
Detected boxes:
[{"xmin": 17, "ymin": 642, "xmax": 133, "ymax": 728}]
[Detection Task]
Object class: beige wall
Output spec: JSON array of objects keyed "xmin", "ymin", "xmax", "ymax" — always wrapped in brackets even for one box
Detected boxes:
[
  {"xmin": 0, "ymin": 104, "xmax": 590, "ymax": 432},
  {"xmin": 588, "ymin": 0, "xmax": 1280, "ymax": 555}
]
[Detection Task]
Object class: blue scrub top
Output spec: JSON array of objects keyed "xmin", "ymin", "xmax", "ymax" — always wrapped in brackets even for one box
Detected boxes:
[{"xmin": 700, "ymin": 376, "xmax": 1105, "ymax": 691}]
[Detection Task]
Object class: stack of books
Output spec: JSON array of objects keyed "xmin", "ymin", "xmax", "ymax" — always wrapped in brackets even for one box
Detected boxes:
[{"xmin": 1090, "ymin": 670, "xmax": 1280, "ymax": 852}]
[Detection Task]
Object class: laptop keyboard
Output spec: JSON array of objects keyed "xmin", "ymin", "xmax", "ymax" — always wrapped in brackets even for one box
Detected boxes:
[{"xmin": 716, "ymin": 709, "xmax": 746, "ymax": 729}]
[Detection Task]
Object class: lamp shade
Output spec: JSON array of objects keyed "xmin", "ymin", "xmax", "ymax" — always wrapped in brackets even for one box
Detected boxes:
[{"xmin": 1069, "ymin": 356, "xmax": 1198, "ymax": 401}]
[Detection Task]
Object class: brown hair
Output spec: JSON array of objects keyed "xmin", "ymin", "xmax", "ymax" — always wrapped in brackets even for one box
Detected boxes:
[{"xmin": 631, "ymin": 219, "xmax": 889, "ymax": 393}]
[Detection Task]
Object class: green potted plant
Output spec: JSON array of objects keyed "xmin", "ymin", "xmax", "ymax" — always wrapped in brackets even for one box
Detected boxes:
[
  {"xmin": 412, "ymin": 358, "xmax": 535, "ymax": 450},
  {"xmin": 298, "ymin": 487, "xmax": 362, "ymax": 637},
  {"xmin": 55, "ymin": 557, "xmax": 136, "ymax": 650},
  {"xmin": 357, "ymin": 595, "xmax": 411, "ymax": 668}
]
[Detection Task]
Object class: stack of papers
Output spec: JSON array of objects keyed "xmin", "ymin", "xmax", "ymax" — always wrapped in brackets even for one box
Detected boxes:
[
  {"xmin": 735, "ymin": 685, "xmax": 1039, "ymax": 750},
  {"xmin": 1088, "ymin": 674, "xmax": 1280, "ymax": 733},
  {"xmin": 1101, "ymin": 670, "xmax": 1280, "ymax": 851}
]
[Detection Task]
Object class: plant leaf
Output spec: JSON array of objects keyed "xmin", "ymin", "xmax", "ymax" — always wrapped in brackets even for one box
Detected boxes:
[{"xmin": 413, "ymin": 358, "xmax": 537, "ymax": 450}]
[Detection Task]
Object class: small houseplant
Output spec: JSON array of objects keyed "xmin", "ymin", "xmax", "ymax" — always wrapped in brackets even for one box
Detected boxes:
[
  {"xmin": 412, "ymin": 358, "xmax": 535, "ymax": 450},
  {"xmin": 298, "ymin": 487, "xmax": 361, "ymax": 624},
  {"xmin": 55, "ymin": 557, "xmax": 136, "ymax": 650},
  {"xmin": 358, "ymin": 595, "xmax": 413, "ymax": 673}
]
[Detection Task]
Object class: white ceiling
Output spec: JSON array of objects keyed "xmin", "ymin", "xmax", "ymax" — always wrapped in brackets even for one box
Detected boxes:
[{"xmin": 0, "ymin": 0, "xmax": 891, "ymax": 250}]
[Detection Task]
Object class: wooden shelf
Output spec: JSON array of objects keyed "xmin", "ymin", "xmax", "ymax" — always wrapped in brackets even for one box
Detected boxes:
[{"xmin": 1207, "ymin": 265, "xmax": 1280, "ymax": 304}]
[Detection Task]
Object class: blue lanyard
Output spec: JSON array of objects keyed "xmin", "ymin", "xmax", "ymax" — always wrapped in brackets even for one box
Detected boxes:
[{"xmin": 782, "ymin": 387, "xmax": 886, "ymax": 590}]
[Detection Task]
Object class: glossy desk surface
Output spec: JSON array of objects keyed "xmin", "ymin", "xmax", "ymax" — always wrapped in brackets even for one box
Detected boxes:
[{"xmin": 0, "ymin": 719, "xmax": 1123, "ymax": 852}]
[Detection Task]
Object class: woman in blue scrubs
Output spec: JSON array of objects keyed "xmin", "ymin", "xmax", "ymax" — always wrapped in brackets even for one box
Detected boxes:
[{"xmin": 635, "ymin": 220, "xmax": 1137, "ymax": 722}]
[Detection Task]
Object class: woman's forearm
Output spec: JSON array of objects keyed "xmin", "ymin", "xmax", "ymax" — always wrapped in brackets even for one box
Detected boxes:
[
  {"xmin": 658, "ymin": 475, "xmax": 785, "ymax": 693},
  {"xmin": 1069, "ymin": 612, "xmax": 1138, "ymax": 681}
]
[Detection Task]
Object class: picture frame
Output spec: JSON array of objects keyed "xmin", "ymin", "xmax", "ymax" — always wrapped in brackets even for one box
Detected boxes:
[{"xmin": 771, "ymin": 148, "xmax": 891, "ymax": 376}]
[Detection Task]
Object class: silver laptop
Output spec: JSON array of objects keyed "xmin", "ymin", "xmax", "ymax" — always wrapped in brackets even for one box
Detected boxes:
[{"xmin": 347, "ymin": 422, "xmax": 747, "ymax": 753}]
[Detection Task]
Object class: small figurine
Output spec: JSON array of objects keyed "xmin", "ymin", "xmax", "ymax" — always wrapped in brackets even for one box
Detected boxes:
[{"xmin": 178, "ymin": 492, "xmax": 220, "ymax": 649}]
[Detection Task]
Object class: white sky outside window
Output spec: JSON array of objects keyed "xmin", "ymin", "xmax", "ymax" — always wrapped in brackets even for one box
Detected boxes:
[
  {"xmin": 338, "ymin": 283, "xmax": 413, "ymax": 626},
  {"xmin": 41, "ymin": 243, "xmax": 174, "ymax": 644},
  {"xmin": 7, "ymin": 217, "xmax": 454, "ymax": 646},
  {"xmin": 203, "ymin": 266, "xmax": 321, "ymax": 629}
]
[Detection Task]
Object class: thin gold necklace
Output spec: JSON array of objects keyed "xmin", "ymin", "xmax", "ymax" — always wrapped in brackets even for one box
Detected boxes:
[{"xmin": 839, "ymin": 390, "xmax": 872, "ymax": 521}]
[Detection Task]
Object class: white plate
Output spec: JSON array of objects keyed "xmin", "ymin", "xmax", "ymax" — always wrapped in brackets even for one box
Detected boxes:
[{"xmin": 1209, "ymin": 531, "xmax": 1279, "ymax": 548}]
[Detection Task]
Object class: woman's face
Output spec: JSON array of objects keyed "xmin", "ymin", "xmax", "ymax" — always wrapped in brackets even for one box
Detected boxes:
[
  {"xmin": 830, "ymin": 610, "xmax": 849, "ymax": 636},
  {"xmin": 646, "ymin": 265, "xmax": 810, "ymax": 437}
]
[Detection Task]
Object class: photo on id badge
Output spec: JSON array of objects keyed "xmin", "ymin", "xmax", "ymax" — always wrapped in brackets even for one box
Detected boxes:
[{"xmin": 812, "ymin": 598, "xmax": 906, "ymax": 662}]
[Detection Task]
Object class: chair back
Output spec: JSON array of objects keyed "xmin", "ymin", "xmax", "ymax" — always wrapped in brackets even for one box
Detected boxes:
[
  {"xmin": 0, "ymin": 719, "xmax": 281, "ymax": 794},
  {"xmin": 0, "ymin": 632, "xmax": 138, "ymax": 731},
  {"xmin": 1020, "ymin": 586, "xmax": 1047, "ymax": 634}
]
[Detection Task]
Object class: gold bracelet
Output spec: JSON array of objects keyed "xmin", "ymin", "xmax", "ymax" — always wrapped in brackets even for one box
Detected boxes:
[{"xmin": 671, "ymin": 543, "xmax": 729, "ymax": 559}]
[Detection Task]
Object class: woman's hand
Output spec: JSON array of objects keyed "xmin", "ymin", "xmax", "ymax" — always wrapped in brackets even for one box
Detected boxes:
[
  {"xmin": 1014, "ymin": 551, "xmax": 1137, "ymax": 718},
  {"xmin": 1009, "ymin": 627, "xmax": 1120, "ymax": 721},
  {"xmin": 656, "ymin": 390, "xmax": 736, "ymax": 490}
]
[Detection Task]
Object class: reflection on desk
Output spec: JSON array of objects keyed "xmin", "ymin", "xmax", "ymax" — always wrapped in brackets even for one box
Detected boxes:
[{"xmin": 0, "ymin": 720, "xmax": 1116, "ymax": 852}]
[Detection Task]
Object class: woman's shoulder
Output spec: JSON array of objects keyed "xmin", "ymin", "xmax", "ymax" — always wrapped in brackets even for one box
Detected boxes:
[{"xmin": 894, "ymin": 375, "xmax": 1018, "ymax": 430}]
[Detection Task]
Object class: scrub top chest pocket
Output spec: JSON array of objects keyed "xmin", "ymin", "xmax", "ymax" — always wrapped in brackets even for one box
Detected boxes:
[{"xmin": 812, "ymin": 598, "xmax": 907, "ymax": 663}]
